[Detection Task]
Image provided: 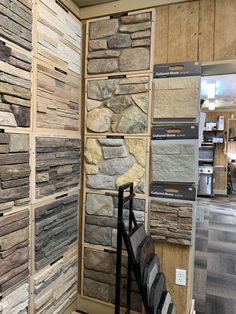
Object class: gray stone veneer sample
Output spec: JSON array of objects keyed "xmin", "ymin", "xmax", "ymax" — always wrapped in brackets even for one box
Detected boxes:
[{"xmin": 0, "ymin": 283, "xmax": 28, "ymax": 314}]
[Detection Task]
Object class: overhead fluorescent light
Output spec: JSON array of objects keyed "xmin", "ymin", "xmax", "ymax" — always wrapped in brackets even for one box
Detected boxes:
[
  {"xmin": 207, "ymin": 82, "xmax": 216, "ymax": 99},
  {"xmin": 208, "ymin": 100, "xmax": 216, "ymax": 110}
]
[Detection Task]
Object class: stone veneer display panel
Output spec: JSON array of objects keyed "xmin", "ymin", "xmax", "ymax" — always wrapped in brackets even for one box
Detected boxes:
[
  {"xmin": 87, "ymin": 11, "xmax": 153, "ymax": 75},
  {"xmin": 86, "ymin": 76, "xmax": 150, "ymax": 134},
  {"xmin": 0, "ymin": 209, "xmax": 29, "ymax": 296},
  {"xmin": 85, "ymin": 138, "xmax": 147, "ymax": 193},
  {"xmin": 85, "ymin": 192, "xmax": 145, "ymax": 247},
  {"xmin": 33, "ymin": 254, "xmax": 78, "ymax": 314},
  {"xmin": 0, "ymin": 0, "xmax": 32, "ymax": 51},
  {"xmin": 152, "ymin": 77, "xmax": 200, "ymax": 120},
  {"xmin": 0, "ymin": 40, "xmax": 31, "ymax": 128},
  {"xmin": 83, "ymin": 247, "xmax": 142, "ymax": 312},
  {"xmin": 37, "ymin": 0, "xmax": 81, "ymax": 75},
  {"xmin": 0, "ymin": 283, "xmax": 29, "ymax": 314},
  {"xmin": 36, "ymin": 62, "xmax": 80, "ymax": 131},
  {"xmin": 34, "ymin": 195, "xmax": 78, "ymax": 270},
  {"xmin": 151, "ymin": 140, "xmax": 197, "ymax": 183},
  {"xmin": 150, "ymin": 199, "xmax": 193, "ymax": 245},
  {"xmin": 35, "ymin": 137, "xmax": 80, "ymax": 199}
]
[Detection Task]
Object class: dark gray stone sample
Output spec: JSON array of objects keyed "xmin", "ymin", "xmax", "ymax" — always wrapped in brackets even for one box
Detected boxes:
[
  {"xmin": 129, "ymin": 224, "xmax": 146, "ymax": 260},
  {"xmin": 143, "ymin": 255, "xmax": 160, "ymax": 305},
  {"xmin": 149, "ymin": 272, "xmax": 166, "ymax": 314},
  {"xmin": 136, "ymin": 235, "xmax": 155, "ymax": 282}
]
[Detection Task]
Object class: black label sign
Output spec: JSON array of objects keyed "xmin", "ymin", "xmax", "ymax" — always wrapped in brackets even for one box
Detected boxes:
[
  {"xmin": 150, "ymin": 182, "xmax": 196, "ymax": 201},
  {"xmin": 153, "ymin": 61, "xmax": 201, "ymax": 78},
  {"xmin": 151, "ymin": 124, "xmax": 199, "ymax": 140}
]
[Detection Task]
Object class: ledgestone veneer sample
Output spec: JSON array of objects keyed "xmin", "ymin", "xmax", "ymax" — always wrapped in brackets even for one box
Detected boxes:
[{"xmin": 0, "ymin": 283, "xmax": 29, "ymax": 314}]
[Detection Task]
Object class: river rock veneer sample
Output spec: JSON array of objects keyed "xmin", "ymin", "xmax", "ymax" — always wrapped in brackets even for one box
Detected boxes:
[
  {"xmin": 0, "ymin": 209, "xmax": 29, "ymax": 296},
  {"xmin": 0, "ymin": 283, "xmax": 28, "ymax": 314},
  {"xmin": 152, "ymin": 140, "xmax": 197, "ymax": 183},
  {"xmin": 86, "ymin": 76, "xmax": 150, "ymax": 134},
  {"xmin": 87, "ymin": 11, "xmax": 153, "ymax": 75},
  {"xmin": 37, "ymin": 0, "xmax": 81, "ymax": 75},
  {"xmin": 33, "ymin": 254, "xmax": 78, "ymax": 314},
  {"xmin": 150, "ymin": 199, "xmax": 193, "ymax": 245},
  {"xmin": 36, "ymin": 62, "xmax": 80, "ymax": 131},
  {"xmin": 35, "ymin": 137, "xmax": 80, "ymax": 199},
  {"xmin": 0, "ymin": 0, "xmax": 32, "ymax": 51},
  {"xmin": 35, "ymin": 195, "xmax": 78, "ymax": 270},
  {"xmin": 83, "ymin": 247, "xmax": 142, "ymax": 312},
  {"xmin": 85, "ymin": 138, "xmax": 147, "ymax": 193},
  {"xmin": 152, "ymin": 76, "xmax": 200, "ymax": 121},
  {"xmin": 84, "ymin": 192, "xmax": 145, "ymax": 247},
  {"xmin": 0, "ymin": 40, "xmax": 31, "ymax": 128}
]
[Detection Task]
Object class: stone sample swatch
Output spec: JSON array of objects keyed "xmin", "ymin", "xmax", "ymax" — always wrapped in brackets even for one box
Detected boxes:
[
  {"xmin": 85, "ymin": 138, "xmax": 147, "ymax": 193},
  {"xmin": 33, "ymin": 253, "xmax": 78, "ymax": 314},
  {"xmin": 35, "ymin": 137, "xmax": 80, "ymax": 199},
  {"xmin": 0, "ymin": 0, "xmax": 32, "ymax": 50},
  {"xmin": 0, "ymin": 40, "xmax": 31, "ymax": 128},
  {"xmin": 0, "ymin": 133, "xmax": 30, "ymax": 212},
  {"xmin": 0, "ymin": 209, "xmax": 29, "ymax": 296},
  {"xmin": 151, "ymin": 140, "xmax": 197, "ymax": 183},
  {"xmin": 150, "ymin": 199, "xmax": 193, "ymax": 245},
  {"xmin": 152, "ymin": 77, "xmax": 200, "ymax": 120},
  {"xmin": 149, "ymin": 272, "xmax": 166, "ymax": 314},
  {"xmin": 34, "ymin": 194, "xmax": 78, "ymax": 270},
  {"xmin": 84, "ymin": 192, "xmax": 145, "ymax": 247},
  {"xmin": 37, "ymin": 0, "xmax": 81, "ymax": 75},
  {"xmin": 86, "ymin": 76, "xmax": 150, "ymax": 134},
  {"xmin": 36, "ymin": 62, "xmax": 80, "ymax": 131},
  {"xmin": 87, "ymin": 11, "xmax": 153, "ymax": 75},
  {"xmin": 0, "ymin": 283, "xmax": 28, "ymax": 314},
  {"xmin": 83, "ymin": 247, "xmax": 142, "ymax": 312}
]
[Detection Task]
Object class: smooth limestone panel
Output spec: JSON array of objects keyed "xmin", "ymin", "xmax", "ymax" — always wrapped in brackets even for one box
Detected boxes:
[
  {"xmin": 33, "ymin": 254, "xmax": 78, "ymax": 314},
  {"xmin": 36, "ymin": 62, "xmax": 80, "ymax": 131},
  {"xmin": 34, "ymin": 195, "xmax": 78, "ymax": 270},
  {"xmin": 35, "ymin": 137, "xmax": 80, "ymax": 199},
  {"xmin": 83, "ymin": 247, "xmax": 142, "ymax": 312},
  {"xmin": 0, "ymin": 0, "xmax": 32, "ymax": 51},
  {"xmin": 0, "ymin": 209, "xmax": 29, "ymax": 297},
  {"xmin": 0, "ymin": 40, "xmax": 31, "ymax": 128},
  {"xmin": 84, "ymin": 192, "xmax": 145, "ymax": 247},
  {"xmin": 37, "ymin": 0, "xmax": 81, "ymax": 75},
  {"xmin": 150, "ymin": 199, "xmax": 193, "ymax": 245},
  {"xmin": 86, "ymin": 76, "xmax": 150, "ymax": 134},
  {"xmin": 87, "ymin": 11, "xmax": 153, "ymax": 75},
  {"xmin": 0, "ymin": 283, "xmax": 28, "ymax": 314},
  {"xmin": 85, "ymin": 138, "xmax": 147, "ymax": 193}
]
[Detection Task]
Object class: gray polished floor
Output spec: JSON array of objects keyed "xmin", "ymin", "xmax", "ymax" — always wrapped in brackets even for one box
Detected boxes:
[{"xmin": 193, "ymin": 196, "xmax": 236, "ymax": 314}]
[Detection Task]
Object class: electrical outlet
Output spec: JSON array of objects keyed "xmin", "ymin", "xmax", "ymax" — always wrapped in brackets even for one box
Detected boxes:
[{"xmin": 176, "ymin": 269, "xmax": 186, "ymax": 286}]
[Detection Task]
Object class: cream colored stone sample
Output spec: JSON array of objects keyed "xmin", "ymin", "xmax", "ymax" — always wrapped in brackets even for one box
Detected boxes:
[
  {"xmin": 85, "ymin": 164, "xmax": 99, "ymax": 174},
  {"xmin": 125, "ymin": 139, "xmax": 146, "ymax": 167},
  {"xmin": 86, "ymin": 108, "xmax": 113, "ymax": 132},
  {"xmin": 85, "ymin": 138, "xmax": 102, "ymax": 165},
  {"xmin": 116, "ymin": 163, "xmax": 145, "ymax": 189}
]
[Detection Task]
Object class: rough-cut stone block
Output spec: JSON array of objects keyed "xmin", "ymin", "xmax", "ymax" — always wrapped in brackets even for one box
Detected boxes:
[
  {"xmin": 34, "ymin": 195, "xmax": 78, "ymax": 270},
  {"xmin": 87, "ymin": 11, "xmax": 153, "ymax": 75},
  {"xmin": 35, "ymin": 137, "xmax": 80, "ymax": 199},
  {"xmin": 150, "ymin": 199, "xmax": 193, "ymax": 245},
  {"xmin": 85, "ymin": 138, "xmax": 147, "ymax": 193},
  {"xmin": 0, "ymin": 283, "xmax": 29, "ymax": 314},
  {"xmin": 86, "ymin": 76, "xmax": 150, "ymax": 134}
]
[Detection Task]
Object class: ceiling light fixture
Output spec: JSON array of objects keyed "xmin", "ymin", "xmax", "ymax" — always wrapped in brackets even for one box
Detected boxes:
[
  {"xmin": 207, "ymin": 82, "xmax": 216, "ymax": 99},
  {"xmin": 208, "ymin": 100, "xmax": 216, "ymax": 110}
]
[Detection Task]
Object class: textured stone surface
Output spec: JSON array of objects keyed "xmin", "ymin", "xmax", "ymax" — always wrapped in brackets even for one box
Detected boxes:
[
  {"xmin": 85, "ymin": 138, "xmax": 146, "ymax": 193},
  {"xmin": 152, "ymin": 141, "xmax": 197, "ymax": 183},
  {"xmin": 36, "ymin": 137, "xmax": 80, "ymax": 198},
  {"xmin": 150, "ymin": 199, "xmax": 193, "ymax": 245},
  {"xmin": 86, "ymin": 76, "xmax": 150, "ymax": 134},
  {"xmin": 0, "ymin": 283, "xmax": 29, "ymax": 314},
  {"xmin": 35, "ymin": 195, "xmax": 78, "ymax": 270},
  {"xmin": 87, "ymin": 12, "xmax": 152, "ymax": 74}
]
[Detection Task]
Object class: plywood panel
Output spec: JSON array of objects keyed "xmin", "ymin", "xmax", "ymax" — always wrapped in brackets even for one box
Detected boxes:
[
  {"xmin": 154, "ymin": 5, "xmax": 168, "ymax": 64},
  {"xmin": 168, "ymin": 1, "xmax": 199, "ymax": 62}
]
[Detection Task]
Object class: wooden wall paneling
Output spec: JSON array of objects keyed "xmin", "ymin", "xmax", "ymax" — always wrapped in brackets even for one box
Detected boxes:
[
  {"xmin": 154, "ymin": 5, "xmax": 169, "ymax": 64},
  {"xmin": 167, "ymin": 1, "xmax": 199, "ymax": 62}
]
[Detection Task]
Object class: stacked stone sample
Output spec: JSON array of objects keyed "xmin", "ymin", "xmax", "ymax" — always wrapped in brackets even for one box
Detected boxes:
[
  {"xmin": 152, "ymin": 141, "xmax": 197, "ymax": 183},
  {"xmin": 0, "ymin": 40, "xmax": 31, "ymax": 128},
  {"xmin": 35, "ymin": 137, "xmax": 80, "ymax": 199},
  {"xmin": 34, "ymin": 195, "xmax": 78, "ymax": 270},
  {"xmin": 33, "ymin": 254, "xmax": 78, "ymax": 314},
  {"xmin": 149, "ymin": 199, "xmax": 193, "ymax": 245},
  {"xmin": 152, "ymin": 77, "xmax": 200, "ymax": 120},
  {"xmin": 87, "ymin": 11, "xmax": 153, "ymax": 75},
  {"xmin": 0, "ymin": 133, "xmax": 30, "ymax": 211},
  {"xmin": 83, "ymin": 247, "xmax": 142, "ymax": 312},
  {"xmin": 86, "ymin": 76, "xmax": 150, "ymax": 134},
  {"xmin": 0, "ymin": 283, "xmax": 29, "ymax": 314},
  {"xmin": 0, "ymin": 209, "xmax": 29, "ymax": 296},
  {"xmin": 85, "ymin": 192, "xmax": 145, "ymax": 247},
  {"xmin": 0, "ymin": 0, "xmax": 32, "ymax": 51},
  {"xmin": 85, "ymin": 138, "xmax": 147, "ymax": 193},
  {"xmin": 36, "ymin": 62, "xmax": 80, "ymax": 131},
  {"xmin": 37, "ymin": 0, "xmax": 81, "ymax": 75}
]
